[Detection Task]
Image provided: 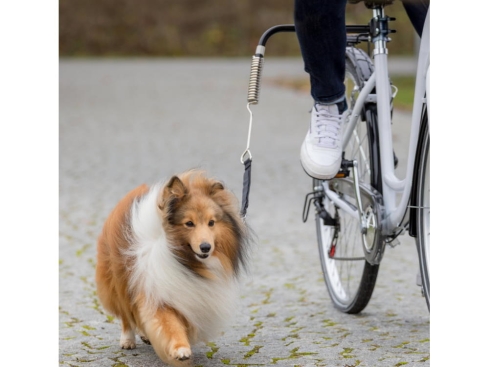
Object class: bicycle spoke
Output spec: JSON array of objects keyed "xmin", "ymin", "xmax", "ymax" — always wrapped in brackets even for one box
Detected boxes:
[{"xmin": 352, "ymin": 130, "xmax": 371, "ymax": 180}]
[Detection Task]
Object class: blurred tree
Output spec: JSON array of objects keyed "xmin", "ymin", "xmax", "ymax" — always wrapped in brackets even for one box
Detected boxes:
[{"xmin": 59, "ymin": 0, "xmax": 416, "ymax": 57}]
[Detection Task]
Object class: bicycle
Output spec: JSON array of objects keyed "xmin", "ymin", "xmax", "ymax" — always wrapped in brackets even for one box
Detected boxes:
[{"xmin": 245, "ymin": 0, "xmax": 430, "ymax": 313}]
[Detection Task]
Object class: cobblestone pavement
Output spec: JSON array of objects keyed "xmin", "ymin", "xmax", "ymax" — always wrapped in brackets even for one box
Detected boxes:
[{"xmin": 59, "ymin": 58, "xmax": 429, "ymax": 367}]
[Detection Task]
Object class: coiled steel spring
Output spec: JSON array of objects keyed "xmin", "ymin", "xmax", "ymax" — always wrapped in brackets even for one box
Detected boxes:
[{"xmin": 247, "ymin": 55, "xmax": 263, "ymax": 105}]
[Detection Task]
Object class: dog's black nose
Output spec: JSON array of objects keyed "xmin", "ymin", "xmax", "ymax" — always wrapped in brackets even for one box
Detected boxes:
[{"xmin": 200, "ymin": 243, "xmax": 211, "ymax": 253}]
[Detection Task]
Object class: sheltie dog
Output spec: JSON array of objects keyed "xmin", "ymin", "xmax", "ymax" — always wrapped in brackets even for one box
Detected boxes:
[{"xmin": 95, "ymin": 170, "xmax": 250, "ymax": 365}]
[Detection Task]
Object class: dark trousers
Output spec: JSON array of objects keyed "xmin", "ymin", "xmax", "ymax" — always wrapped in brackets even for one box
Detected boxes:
[{"xmin": 294, "ymin": 0, "xmax": 429, "ymax": 104}]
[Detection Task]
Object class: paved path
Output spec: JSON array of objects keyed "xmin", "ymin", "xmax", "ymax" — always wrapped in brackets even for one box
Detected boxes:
[{"xmin": 59, "ymin": 58, "xmax": 429, "ymax": 367}]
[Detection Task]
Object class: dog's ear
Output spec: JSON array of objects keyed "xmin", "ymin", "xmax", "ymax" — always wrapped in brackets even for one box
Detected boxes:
[
  {"xmin": 164, "ymin": 176, "xmax": 187, "ymax": 199},
  {"xmin": 159, "ymin": 176, "xmax": 187, "ymax": 211},
  {"xmin": 165, "ymin": 176, "xmax": 188, "ymax": 199},
  {"xmin": 209, "ymin": 181, "xmax": 224, "ymax": 196}
]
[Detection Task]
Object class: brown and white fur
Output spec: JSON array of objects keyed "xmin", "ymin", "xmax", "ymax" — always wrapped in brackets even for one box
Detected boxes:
[{"xmin": 95, "ymin": 170, "xmax": 249, "ymax": 365}]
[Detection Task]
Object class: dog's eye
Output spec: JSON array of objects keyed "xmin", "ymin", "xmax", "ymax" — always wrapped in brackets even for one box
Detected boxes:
[
  {"xmin": 208, "ymin": 220, "xmax": 215, "ymax": 227},
  {"xmin": 185, "ymin": 221, "xmax": 194, "ymax": 227}
]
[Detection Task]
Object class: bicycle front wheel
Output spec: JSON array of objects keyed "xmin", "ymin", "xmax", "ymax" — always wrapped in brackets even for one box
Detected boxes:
[
  {"xmin": 416, "ymin": 108, "xmax": 430, "ymax": 310},
  {"xmin": 316, "ymin": 52, "xmax": 382, "ymax": 314}
]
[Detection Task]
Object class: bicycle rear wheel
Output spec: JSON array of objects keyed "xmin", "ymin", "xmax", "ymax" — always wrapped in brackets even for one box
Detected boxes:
[
  {"xmin": 315, "ymin": 50, "xmax": 381, "ymax": 314},
  {"xmin": 415, "ymin": 108, "xmax": 430, "ymax": 310}
]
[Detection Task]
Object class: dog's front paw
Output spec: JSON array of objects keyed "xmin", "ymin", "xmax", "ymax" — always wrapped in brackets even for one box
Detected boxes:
[
  {"xmin": 170, "ymin": 346, "xmax": 192, "ymax": 361},
  {"xmin": 120, "ymin": 339, "xmax": 136, "ymax": 349},
  {"xmin": 120, "ymin": 329, "xmax": 136, "ymax": 349}
]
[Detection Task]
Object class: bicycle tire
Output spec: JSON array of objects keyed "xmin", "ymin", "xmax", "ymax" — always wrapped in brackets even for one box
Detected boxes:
[
  {"xmin": 415, "ymin": 107, "xmax": 430, "ymax": 311},
  {"xmin": 315, "ymin": 49, "xmax": 381, "ymax": 314}
]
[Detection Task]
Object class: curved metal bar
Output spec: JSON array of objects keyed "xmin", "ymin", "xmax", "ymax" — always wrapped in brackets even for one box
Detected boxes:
[{"xmin": 257, "ymin": 24, "xmax": 296, "ymax": 49}]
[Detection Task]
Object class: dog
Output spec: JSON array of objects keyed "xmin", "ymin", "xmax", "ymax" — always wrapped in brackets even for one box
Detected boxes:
[{"xmin": 95, "ymin": 170, "xmax": 250, "ymax": 365}]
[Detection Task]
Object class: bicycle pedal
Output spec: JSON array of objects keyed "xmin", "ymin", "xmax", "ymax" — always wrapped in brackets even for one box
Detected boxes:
[
  {"xmin": 335, "ymin": 157, "xmax": 352, "ymax": 178},
  {"xmin": 334, "ymin": 170, "xmax": 349, "ymax": 178}
]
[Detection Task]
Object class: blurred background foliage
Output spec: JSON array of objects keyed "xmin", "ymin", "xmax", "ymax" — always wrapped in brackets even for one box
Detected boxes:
[{"xmin": 59, "ymin": 0, "xmax": 418, "ymax": 57}]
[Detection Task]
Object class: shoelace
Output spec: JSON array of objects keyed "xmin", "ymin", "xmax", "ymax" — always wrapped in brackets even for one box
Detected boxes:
[{"xmin": 312, "ymin": 105, "xmax": 342, "ymax": 148}]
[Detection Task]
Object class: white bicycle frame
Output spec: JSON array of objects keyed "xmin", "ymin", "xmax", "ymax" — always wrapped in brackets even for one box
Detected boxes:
[{"xmin": 324, "ymin": 7, "xmax": 430, "ymax": 234}]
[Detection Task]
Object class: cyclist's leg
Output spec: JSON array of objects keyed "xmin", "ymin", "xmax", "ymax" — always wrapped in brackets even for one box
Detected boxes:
[
  {"xmin": 401, "ymin": 0, "xmax": 430, "ymax": 37},
  {"xmin": 294, "ymin": 0, "xmax": 349, "ymax": 180},
  {"xmin": 294, "ymin": 0, "xmax": 347, "ymax": 104}
]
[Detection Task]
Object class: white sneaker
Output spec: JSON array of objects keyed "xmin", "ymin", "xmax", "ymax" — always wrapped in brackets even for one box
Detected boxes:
[{"xmin": 300, "ymin": 103, "xmax": 347, "ymax": 179}]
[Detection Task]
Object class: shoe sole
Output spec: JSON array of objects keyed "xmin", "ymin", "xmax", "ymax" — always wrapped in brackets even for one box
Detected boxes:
[
  {"xmin": 300, "ymin": 159, "xmax": 338, "ymax": 180},
  {"xmin": 300, "ymin": 142, "xmax": 341, "ymax": 180}
]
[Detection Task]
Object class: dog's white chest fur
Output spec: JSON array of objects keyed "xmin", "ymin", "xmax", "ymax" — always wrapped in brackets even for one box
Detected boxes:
[{"xmin": 125, "ymin": 184, "xmax": 239, "ymax": 341}]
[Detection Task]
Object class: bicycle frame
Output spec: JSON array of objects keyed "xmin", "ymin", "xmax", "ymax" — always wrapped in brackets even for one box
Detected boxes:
[
  {"xmin": 326, "ymin": 6, "xmax": 430, "ymax": 235},
  {"xmin": 244, "ymin": 2, "xmax": 431, "ymax": 313}
]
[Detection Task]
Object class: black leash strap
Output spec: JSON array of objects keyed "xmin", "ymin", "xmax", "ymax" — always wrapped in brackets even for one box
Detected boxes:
[
  {"xmin": 240, "ymin": 103, "xmax": 254, "ymax": 219},
  {"xmin": 240, "ymin": 157, "xmax": 252, "ymax": 217}
]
